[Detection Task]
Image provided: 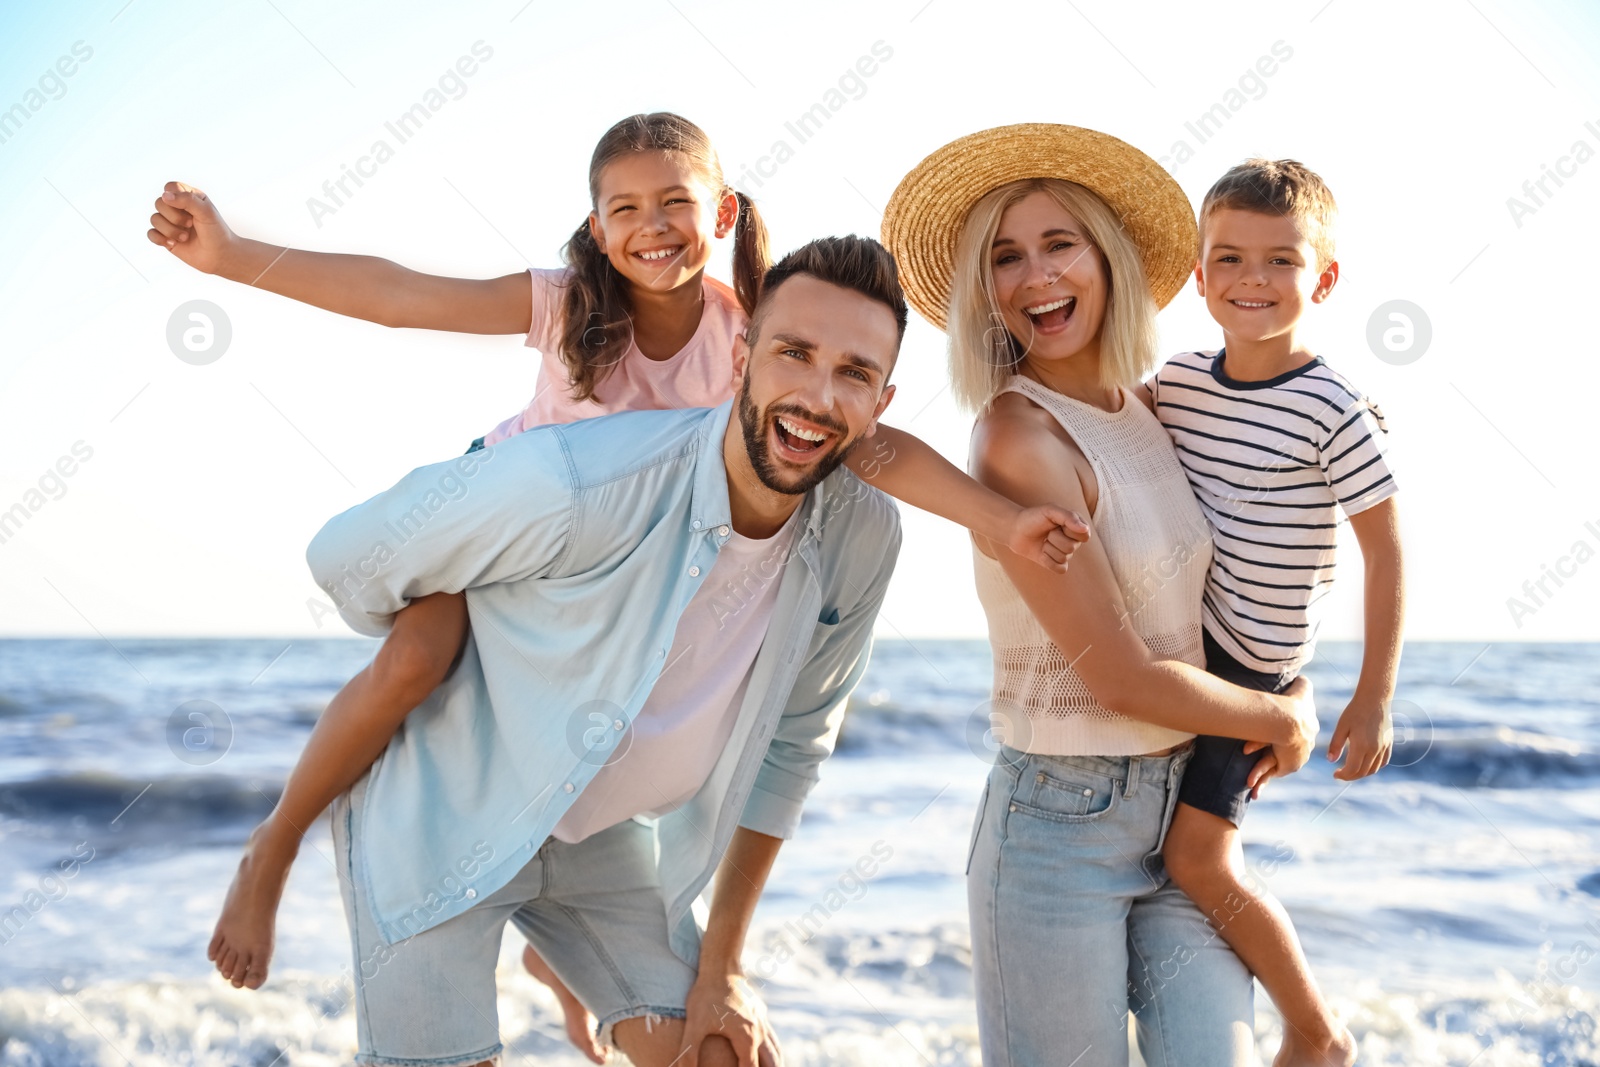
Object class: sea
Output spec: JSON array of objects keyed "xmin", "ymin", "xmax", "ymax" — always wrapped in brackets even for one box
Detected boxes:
[{"xmin": 0, "ymin": 638, "xmax": 1595, "ymax": 1066}]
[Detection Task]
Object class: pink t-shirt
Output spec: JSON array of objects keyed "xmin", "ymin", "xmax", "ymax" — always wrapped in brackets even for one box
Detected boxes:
[{"xmin": 480, "ymin": 268, "xmax": 746, "ymax": 444}]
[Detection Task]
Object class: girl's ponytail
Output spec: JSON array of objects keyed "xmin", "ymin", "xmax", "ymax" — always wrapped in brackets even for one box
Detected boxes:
[
  {"xmin": 558, "ymin": 219, "xmax": 632, "ymax": 403},
  {"xmin": 729, "ymin": 190, "xmax": 771, "ymax": 318}
]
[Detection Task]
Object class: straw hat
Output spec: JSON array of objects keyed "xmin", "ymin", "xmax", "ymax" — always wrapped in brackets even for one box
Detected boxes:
[{"xmin": 881, "ymin": 123, "xmax": 1197, "ymax": 330}]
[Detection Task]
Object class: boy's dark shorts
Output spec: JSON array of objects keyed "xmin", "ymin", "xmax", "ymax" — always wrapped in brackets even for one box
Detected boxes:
[{"xmin": 1177, "ymin": 632, "xmax": 1296, "ymax": 827}]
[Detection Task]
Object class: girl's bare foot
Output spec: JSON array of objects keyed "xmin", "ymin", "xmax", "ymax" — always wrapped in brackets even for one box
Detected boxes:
[
  {"xmin": 522, "ymin": 943, "xmax": 608, "ymax": 1064},
  {"xmin": 1273, "ymin": 1023, "xmax": 1357, "ymax": 1067},
  {"xmin": 207, "ymin": 817, "xmax": 299, "ymax": 990}
]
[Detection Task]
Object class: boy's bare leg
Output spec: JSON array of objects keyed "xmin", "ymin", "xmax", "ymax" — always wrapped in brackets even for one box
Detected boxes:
[
  {"xmin": 1162, "ymin": 802, "xmax": 1357, "ymax": 1067},
  {"xmin": 522, "ymin": 944, "xmax": 608, "ymax": 1064},
  {"xmin": 208, "ymin": 592, "xmax": 469, "ymax": 990}
]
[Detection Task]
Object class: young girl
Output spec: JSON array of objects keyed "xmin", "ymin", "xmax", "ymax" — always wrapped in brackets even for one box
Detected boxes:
[{"xmin": 147, "ymin": 113, "xmax": 1085, "ymax": 1061}]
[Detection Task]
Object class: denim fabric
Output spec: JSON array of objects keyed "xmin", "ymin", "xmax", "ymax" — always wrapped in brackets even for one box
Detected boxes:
[
  {"xmin": 967, "ymin": 745, "xmax": 1255, "ymax": 1067},
  {"xmin": 333, "ymin": 774, "xmax": 695, "ymax": 1065}
]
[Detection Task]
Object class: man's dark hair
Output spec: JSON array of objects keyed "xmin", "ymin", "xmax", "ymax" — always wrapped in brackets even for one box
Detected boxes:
[{"xmin": 747, "ymin": 235, "xmax": 909, "ymax": 347}]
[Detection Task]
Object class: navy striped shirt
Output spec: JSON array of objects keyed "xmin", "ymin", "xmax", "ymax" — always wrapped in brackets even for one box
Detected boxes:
[{"xmin": 1152, "ymin": 350, "xmax": 1398, "ymax": 675}]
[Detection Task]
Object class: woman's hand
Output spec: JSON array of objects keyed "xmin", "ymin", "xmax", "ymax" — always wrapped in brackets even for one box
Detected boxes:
[
  {"xmin": 1006, "ymin": 504, "xmax": 1090, "ymax": 573},
  {"xmin": 147, "ymin": 181, "xmax": 239, "ymax": 275},
  {"xmin": 1244, "ymin": 675, "xmax": 1320, "ymax": 790},
  {"xmin": 680, "ymin": 972, "xmax": 782, "ymax": 1067}
]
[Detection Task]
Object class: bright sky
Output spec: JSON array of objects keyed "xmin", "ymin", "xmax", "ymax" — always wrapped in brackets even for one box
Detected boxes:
[{"xmin": 1, "ymin": 0, "xmax": 1597, "ymax": 641}]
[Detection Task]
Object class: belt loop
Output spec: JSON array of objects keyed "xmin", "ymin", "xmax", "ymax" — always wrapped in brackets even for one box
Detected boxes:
[{"xmin": 1123, "ymin": 755, "xmax": 1142, "ymax": 799}]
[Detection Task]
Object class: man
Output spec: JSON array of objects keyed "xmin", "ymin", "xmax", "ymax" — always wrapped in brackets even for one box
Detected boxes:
[{"xmin": 310, "ymin": 236, "xmax": 911, "ymax": 1067}]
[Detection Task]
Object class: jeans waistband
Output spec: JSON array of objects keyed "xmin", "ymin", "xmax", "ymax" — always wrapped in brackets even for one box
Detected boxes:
[{"xmin": 997, "ymin": 743, "xmax": 1191, "ymax": 789}]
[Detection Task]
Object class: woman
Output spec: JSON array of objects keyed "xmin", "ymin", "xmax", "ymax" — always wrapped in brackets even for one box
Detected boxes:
[{"xmin": 882, "ymin": 125, "xmax": 1320, "ymax": 1066}]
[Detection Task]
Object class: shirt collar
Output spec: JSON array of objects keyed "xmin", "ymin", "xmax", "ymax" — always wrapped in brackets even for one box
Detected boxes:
[{"xmin": 693, "ymin": 400, "xmax": 829, "ymax": 545}]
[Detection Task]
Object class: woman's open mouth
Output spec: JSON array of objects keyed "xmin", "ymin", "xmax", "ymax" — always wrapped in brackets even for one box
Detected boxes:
[{"xmin": 1023, "ymin": 296, "xmax": 1077, "ymax": 333}]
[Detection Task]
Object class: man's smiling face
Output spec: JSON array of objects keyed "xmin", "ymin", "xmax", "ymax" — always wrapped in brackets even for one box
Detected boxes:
[{"xmin": 734, "ymin": 273, "xmax": 899, "ymax": 496}]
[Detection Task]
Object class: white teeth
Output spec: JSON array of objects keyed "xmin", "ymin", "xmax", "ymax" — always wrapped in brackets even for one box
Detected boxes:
[
  {"xmin": 1232, "ymin": 300, "xmax": 1273, "ymax": 308},
  {"xmin": 1025, "ymin": 296, "xmax": 1075, "ymax": 315},
  {"xmin": 636, "ymin": 248, "xmax": 681, "ymax": 261},
  {"xmin": 778, "ymin": 417, "xmax": 827, "ymax": 443}
]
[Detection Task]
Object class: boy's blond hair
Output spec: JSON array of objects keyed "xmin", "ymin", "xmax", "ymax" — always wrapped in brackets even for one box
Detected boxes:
[
  {"xmin": 947, "ymin": 177, "xmax": 1160, "ymax": 412},
  {"xmin": 1199, "ymin": 159, "xmax": 1338, "ymax": 270}
]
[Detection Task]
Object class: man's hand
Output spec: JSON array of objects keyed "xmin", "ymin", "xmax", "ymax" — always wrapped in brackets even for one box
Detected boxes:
[
  {"xmin": 1328, "ymin": 695, "xmax": 1392, "ymax": 781},
  {"xmin": 681, "ymin": 972, "xmax": 782, "ymax": 1067},
  {"xmin": 1007, "ymin": 504, "xmax": 1090, "ymax": 574},
  {"xmin": 147, "ymin": 181, "xmax": 239, "ymax": 275}
]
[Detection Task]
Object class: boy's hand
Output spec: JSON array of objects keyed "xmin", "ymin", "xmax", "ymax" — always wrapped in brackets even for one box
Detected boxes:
[
  {"xmin": 147, "ymin": 181, "xmax": 237, "ymax": 275},
  {"xmin": 1244, "ymin": 747, "xmax": 1278, "ymax": 799},
  {"xmin": 1007, "ymin": 505, "xmax": 1090, "ymax": 574},
  {"xmin": 1243, "ymin": 675, "xmax": 1318, "ymax": 790},
  {"xmin": 1328, "ymin": 696, "xmax": 1392, "ymax": 780}
]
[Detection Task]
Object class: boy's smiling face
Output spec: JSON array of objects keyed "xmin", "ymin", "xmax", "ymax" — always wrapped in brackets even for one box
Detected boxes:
[{"xmin": 1195, "ymin": 208, "xmax": 1338, "ymax": 346}]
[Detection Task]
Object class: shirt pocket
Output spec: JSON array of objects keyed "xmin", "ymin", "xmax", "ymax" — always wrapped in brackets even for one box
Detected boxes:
[{"xmin": 1015, "ymin": 762, "xmax": 1121, "ymax": 822}]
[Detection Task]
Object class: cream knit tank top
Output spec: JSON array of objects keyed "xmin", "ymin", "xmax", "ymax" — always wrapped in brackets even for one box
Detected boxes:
[{"xmin": 974, "ymin": 376, "xmax": 1214, "ymax": 756}]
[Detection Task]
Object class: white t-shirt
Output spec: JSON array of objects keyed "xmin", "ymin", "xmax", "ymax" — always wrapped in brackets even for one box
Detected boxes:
[{"xmin": 551, "ymin": 510, "xmax": 800, "ymax": 844}]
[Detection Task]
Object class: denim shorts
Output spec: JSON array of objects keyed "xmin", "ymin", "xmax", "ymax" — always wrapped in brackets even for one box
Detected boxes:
[
  {"xmin": 967, "ymin": 744, "xmax": 1255, "ymax": 1067},
  {"xmin": 333, "ymin": 774, "xmax": 695, "ymax": 1066},
  {"xmin": 1177, "ymin": 631, "xmax": 1295, "ymax": 827}
]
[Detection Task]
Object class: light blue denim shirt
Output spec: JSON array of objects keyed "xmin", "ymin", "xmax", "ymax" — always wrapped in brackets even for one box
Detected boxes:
[{"xmin": 306, "ymin": 401, "xmax": 901, "ymax": 961}]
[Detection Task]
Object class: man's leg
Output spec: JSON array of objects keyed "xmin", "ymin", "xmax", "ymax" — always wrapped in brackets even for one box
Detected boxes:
[
  {"xmin": 511, "ymin": 818, "xmax": 714, "ymax": 1062},
  {"xmin": 332, "ymin": 774, "xmax": 539, "ymax": 1066}
]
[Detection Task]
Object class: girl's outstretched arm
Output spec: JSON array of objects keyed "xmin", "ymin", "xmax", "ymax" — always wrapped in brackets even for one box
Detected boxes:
[
  {"xmin": 846, "ymin": 423, "xmax": 1090, "ymax": 572},
  {"xmin": 209, "ymin": 591, "xmax": 467, "ymax": 990},
  {"xmin": 147, "ymin": 182, "xmax": 531, "ymax": 334}
]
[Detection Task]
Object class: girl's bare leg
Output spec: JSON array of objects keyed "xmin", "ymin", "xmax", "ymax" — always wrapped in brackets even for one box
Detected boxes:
[
  {"xmin": 209, "ymin": 592, "xmax": 468, "ymax": 989},
  {"xmin": 1162, "ymin": 802, "xmax": 1357, "ymax": 1067}
]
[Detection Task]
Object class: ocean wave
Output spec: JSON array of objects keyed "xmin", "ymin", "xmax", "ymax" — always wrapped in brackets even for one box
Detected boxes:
[
  {"xmin": 0, "ymin": 773, "xmax": 280, "ymax": 827},
  {"xmin": 1383, "ymin": 727, "xmax": 1596, "ymax": 789},
  {"xmin": 837, "ymin": 705, "xmax": 1598, "ymax": 791},
  {"xmin": 0, "ymin": 938, "xmax": 1591, "ymax": 1066}
]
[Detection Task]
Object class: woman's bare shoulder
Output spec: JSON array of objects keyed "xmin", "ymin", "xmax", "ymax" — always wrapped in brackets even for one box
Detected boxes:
[{"xmin": 974, "ymin": 389, "xmax": 1082, "ymax": 470}]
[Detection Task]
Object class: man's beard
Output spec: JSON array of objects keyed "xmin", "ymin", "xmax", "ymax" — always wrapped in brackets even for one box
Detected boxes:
[{"xmin": 738, "ymin": 376, "xmax": 863, "ymax": 496}]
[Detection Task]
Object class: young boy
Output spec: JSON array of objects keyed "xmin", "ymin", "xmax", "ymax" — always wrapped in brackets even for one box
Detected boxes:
[{"xmin": 1149, "ymin": 159, "xmax": 1405, "ymax": 1067}]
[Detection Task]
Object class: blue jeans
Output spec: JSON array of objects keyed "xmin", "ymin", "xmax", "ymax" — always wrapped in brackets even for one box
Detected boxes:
[{"xmin": 967, "ymin": 745, "xmax": 1255, "ymax": 1067}]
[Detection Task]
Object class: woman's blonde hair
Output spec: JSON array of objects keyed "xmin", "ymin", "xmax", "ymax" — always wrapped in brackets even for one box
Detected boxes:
[{"xmin": 947, "ymin": 177, "xmax": 1159, "ymax": 412}]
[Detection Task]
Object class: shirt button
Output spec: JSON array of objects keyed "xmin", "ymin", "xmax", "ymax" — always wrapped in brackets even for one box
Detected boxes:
[
  {"xmin": 689, "ymin": 566, "xmax": 701, "ymax": 577},
  {"xmin": 1009, "ymin": 804, "xmax": 1017, "ymax": 812},
  {"xmin": 465, "ymin": 888, "xmax": 477, "ymax": 900},
  {"xmin": 1083, "ymin": 788, "xmax": 1093, "ymax": 797},
  {"xmin": 717, "ymin": 525, "xmax": 729, "ymax": 537},
  {"xmin": 613, "ymin": 719, "xmax": 624, "ymax": 730},
  {"xmin": 692, "ymin": 520, "xmax": 702, "ymax": 530},
  {"xmin": 563, "ymin": 783, "xmax": 575, "ymax": 793}
]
